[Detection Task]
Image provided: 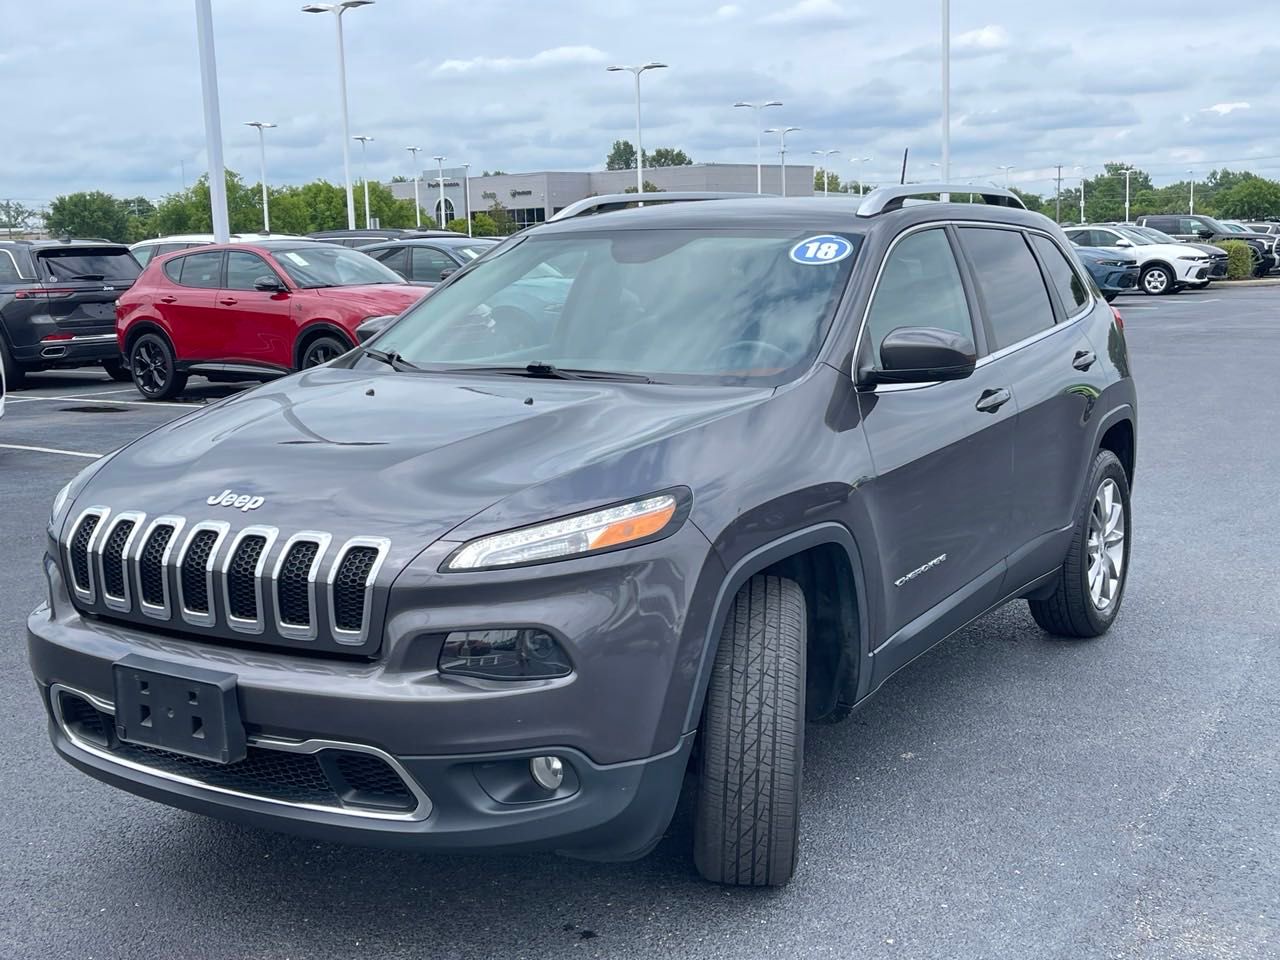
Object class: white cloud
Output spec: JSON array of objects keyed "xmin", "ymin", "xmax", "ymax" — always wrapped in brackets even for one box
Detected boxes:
[
  {"xmin": 953, "ymin": 25, "xmax": 1010, "ymax": 53},
  {"xmin": 433, "ymin": 46, "xmax": 608, "ymax": 75},
  {"xmin": 1203, "ymin": 102, "xmax": 1251, "ymax": 116},
  {"xmin": 760, "ymin": 0, "xmax": 855, "ymax": 27},
  {"xmin": 714, "ymin": 4, "xmax": 742, "ymax": 19}
]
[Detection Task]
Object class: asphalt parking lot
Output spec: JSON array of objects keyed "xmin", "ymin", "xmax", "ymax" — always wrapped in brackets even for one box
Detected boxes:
[{"xmin": 2, "ymin": 285, "xmax": 1277, "ymax": 960}]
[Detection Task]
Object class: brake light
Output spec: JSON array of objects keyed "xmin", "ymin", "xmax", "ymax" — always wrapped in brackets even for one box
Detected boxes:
[
  {"xmin": 1111, "ymin": 305, "xmax": 1124, "ymax": 330},
  {"xmin": 40, "ymin": 333, "xmax": 74, "ymax": 342},
  {"xmin": 14, "ymin": 288, "xmax": 76, "ymax": 299}
]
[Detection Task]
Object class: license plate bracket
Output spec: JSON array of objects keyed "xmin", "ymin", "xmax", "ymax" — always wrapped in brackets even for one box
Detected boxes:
[{"xmin": 112, "ymin": 655, "xmax": 246, "ymax": 764}]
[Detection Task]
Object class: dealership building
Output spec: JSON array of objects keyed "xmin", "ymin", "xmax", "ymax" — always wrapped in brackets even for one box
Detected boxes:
[{"xmin": 390, "ymin": 162, "xmax": 816, "ymax": 229}]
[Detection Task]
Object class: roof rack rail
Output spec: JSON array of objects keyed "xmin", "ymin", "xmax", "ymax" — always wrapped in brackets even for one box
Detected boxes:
[
  {"xmin": 856, "ymin": 183, "xmax": 1026, "ymax": 218},
  {"xmin": 548, "ymin": 191, "xmax": 763, "ymax": 222}
]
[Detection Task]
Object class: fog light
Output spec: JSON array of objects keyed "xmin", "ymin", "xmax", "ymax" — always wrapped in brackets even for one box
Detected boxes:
[
  {"xmin": 529, "ymin": 755, "xmax": 564, "ymax": 790},
  {"xmin": 438, "ymin": 628, "xmax": 571, "ymax": 681}
]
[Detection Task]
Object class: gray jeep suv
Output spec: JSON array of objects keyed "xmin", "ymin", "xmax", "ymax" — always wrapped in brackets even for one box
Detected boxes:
[{"xmin": 28, "ymin": 187, "xmax": 1137, "ymax": 887}]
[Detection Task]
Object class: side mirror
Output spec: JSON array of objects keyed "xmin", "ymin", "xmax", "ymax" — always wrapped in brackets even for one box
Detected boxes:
[
  {"xmin": 1114, "ymin": 238, "xmax": 1132, "ymax": 247},
  {"xmin": 254, "ymin": 275, "xmax": 286, "ymax": 292},
  {"xmin": 862, "ymin": 327, "xmax": 976, "ymax": 385},
  {"xmin": 438, "ymin": 267, "xmax": 457, "ymax": 280},
  {"xmin": 355, "ymin": 314, "xmax": 395, "ymax": 343},
  {"xmin": 1198, "ymin": 229, "xmax": 1215, "ymax": 239}
]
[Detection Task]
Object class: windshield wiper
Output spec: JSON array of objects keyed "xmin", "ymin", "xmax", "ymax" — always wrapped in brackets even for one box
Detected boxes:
[
  {"xmin": 361, "ymin": 347, "xmax": 421, "ymax": 372},
  {"xmin": 68, "ymin": 274, "xmax": 106, "ymax": 281},
  {"xmin": 443, "ymin": 362, "xmax": 653, "ymax": 383}
]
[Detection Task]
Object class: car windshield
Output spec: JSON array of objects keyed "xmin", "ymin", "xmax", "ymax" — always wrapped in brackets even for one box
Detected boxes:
[
  {"xmin": 449, "ymin": 242, "xmax": 499, "ymax": 261},
  {"xmin": 368, "ymin": 228, "xmax": 862, "ymax": 385},
  {"xmin": 1134, "ymin": 226, "xmax": 1180, "ymax": 244},
  {"xmin": 1114, "ymin": 227, "xmax": 1155, "ymax": 246},
  {"xmin": 1197, "ymin": 216, "xmax": 1232, "ymax": 233},
  {"xmin": 37, "ymin": 248, "xmax": 140, "ymax": 281},
  {"xmin": 270, "ymin": 245, "xmax": 405, "ymax": 288}
]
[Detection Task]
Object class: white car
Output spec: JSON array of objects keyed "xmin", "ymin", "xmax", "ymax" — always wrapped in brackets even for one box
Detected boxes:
[
  {"xmin": 129, "ymin": 232, "xmax": 301, "ymax": 268},
  {"xmin": 1065, "ymin": 224, "xmax": 1212, "ymax": 295}
]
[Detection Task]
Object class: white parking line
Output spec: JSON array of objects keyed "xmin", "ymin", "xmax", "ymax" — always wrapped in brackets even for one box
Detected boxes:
[
  {"xmin": 0, "ymin": 442, "xmax": 101, "ymax": 460},
  {"xmin": 4, "ymin": 394, "xmax": 195, "ymax": 410}
]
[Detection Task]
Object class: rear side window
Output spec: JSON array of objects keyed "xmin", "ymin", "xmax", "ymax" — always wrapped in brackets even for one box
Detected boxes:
[
  {"xmin": 1030, "ymin": 235, "xmax": 1089, "ymax": 313},
  {"xmin": 864, "ymin": 228, "xmax": 973, "ymax": 364},
  {"xmin": 0, "ymin": 251, "xmax": 21, "ymax": 283},
  {"xmin": 958, "ymin": 227, "xmax": 1056, "ymax": 351},
  {"xmin": 368, "ymin": 246, "xmax": 409, "ymax": 275},
  {"xmin": 1143, "ymin": 217, "xmax": 1174, "ymax": 233},
  {"xmin": 177, "ymin": 251, "xmax": 223, "ymax": 288},
  {"xmin": 133, "ymin": 246, "xmax": 157, "ymax": 268},
  {"xmin": 36, "ymin": 248, "xmax": 140, "ymax": 282}
]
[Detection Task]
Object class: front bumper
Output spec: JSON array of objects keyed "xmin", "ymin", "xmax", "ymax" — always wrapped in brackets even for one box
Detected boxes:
[
  {"xmin": 1093, "ymin": 265, "xmax": 1140, "ymax": 296},
  {"xmin": 1174, "ymin": 261, "xmax": 1211, "ymax": 283}
]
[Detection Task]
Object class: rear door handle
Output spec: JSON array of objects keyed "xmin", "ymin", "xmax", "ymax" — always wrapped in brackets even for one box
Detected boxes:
[
  {"xmin": 159, "ymin": 295, "xmax": 178, "ymax": 304},
  {"xmin": 219, "ymin": 298, "xmax": 238, "ymax": 306},
  {"xmin": 1072, "ymin": 349, "xmax": 1096, "ymax": 371},
  {"xmin": 975, "ymin": 387, "xmax": 1012, "ymax": 413}
]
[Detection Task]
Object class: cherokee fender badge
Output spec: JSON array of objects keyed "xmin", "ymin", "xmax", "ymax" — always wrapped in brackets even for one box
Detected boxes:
[
  {"xmin": 894, "ymin": 553, "xmax": 947, "ymax": 588},
  {"xmin": 206, "ymin": 489, "xmax": 265, "ymax": 512}
]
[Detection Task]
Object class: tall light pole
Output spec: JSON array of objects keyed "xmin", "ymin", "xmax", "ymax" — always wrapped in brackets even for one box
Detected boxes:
[
  {"xmin": 1074, "ymin": 165, "xmax": 1087, "ymax": 223},
  {"xmin": 734, "ymin": 100, "xmax": 782, "ymax": 194},
  {"xmin": 998, "ymin": 164, "xmax": 1015, "ymax": 188},
  {"xmin": 406, "ymin": 146, "xmax": 422, "ymax": 227},
  {"xmin": 433, "ymin": 155, "xmax": 447, "ymax": 226},
  {"xmin": 245, "ymin": 121, "xmax": 276, "ymax": 232},
  {"xmin": 940, "ymin": 0, "xmax": 951, "ymax": 200},
  {"xmin": 302, "ymin": 1, "xmax": 374, "ymax": 230},
  {"xmin": 813, "ymin": 149, "xmax": 840, "ymax": 196},
  {"xmin": 353, "ymin": 135, "xmax": 374, "ymax": 227},
  {"xmin": 850, "ymin": 156, "xmax": 872, "ymax": 195},
  {"xmin": 193, "ymin": 0, "xmax": 229, "ymax": 242},
  {"xmin": 1187, "ymin": 169, "xmax": 1196, "ymax": 215},
  {"xmin": 462, "ymin": 162, "xmax": 472, "ymax": 235},
  {"xmin": 1121, "ymin": 167, "xmax": 1135, "ymax": 222},
  {"xmin": 607, "ymin": 62, "xmax": 667, "ymax": 195},
  {"xmin": 764, "ymin": 127, "xmax": 800, "ymax": 197}
]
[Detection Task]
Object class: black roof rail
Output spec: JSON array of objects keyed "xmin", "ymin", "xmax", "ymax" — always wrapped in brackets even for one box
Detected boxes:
[
  {"xmin": 856, "ymin": 183, "xmax": 1026, "ymax": 217},
  {"xmin": 548, "ymin": 191, "xmax": 764, "ymax": 222}
]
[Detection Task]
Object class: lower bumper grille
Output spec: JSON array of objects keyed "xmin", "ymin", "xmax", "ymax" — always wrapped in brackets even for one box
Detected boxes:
[{"xmin": 53, "ymin": 687, "xmax": 427, "ymax": 820}]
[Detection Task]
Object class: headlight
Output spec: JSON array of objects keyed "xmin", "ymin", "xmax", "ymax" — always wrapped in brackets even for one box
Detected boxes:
[
  {"xmin": 1098, "ymin": 259, "xmax": 1129, "ymax": 266},
  {"xmin": 1177, "ymin": 255, "xmax": 1207, "ymax": 262},
  {"xmin": 444, "ymin": 493, "xmax": 682, "ymax": 571},
  {"xmin": 48, "ymin": 452, "xmax": 116, "ymax": 535}
]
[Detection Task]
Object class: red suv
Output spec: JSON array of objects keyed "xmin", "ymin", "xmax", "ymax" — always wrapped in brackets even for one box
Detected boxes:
[{"xmin": 116, "ymin": 241, "xmax": 428, "ymax": 399}]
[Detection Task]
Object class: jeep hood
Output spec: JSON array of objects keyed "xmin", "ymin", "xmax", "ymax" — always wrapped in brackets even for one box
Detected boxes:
[{"xmin": 82, "ymin": 367, "xmax": 771, "ymax": 547}]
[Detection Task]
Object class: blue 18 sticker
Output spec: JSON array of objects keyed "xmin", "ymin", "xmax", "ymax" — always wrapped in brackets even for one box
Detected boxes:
[{"xmin": 790, "ymin": 235, "xmax": 853, "ymax": 265}]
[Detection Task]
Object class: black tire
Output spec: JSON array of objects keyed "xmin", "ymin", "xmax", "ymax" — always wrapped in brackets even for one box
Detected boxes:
[
  {"xmin": 0, "ymin": 335, "xmax": 25, "ymax": 390},
  {"xmin": 101, "ymin": 358, "xmax": 133, "ymax": 382},
  {"xmin": 1103, "ymin": 293, "xmax": 1117, "ymax": 303},
  {"xmin": 129, "ymin": 333, "xmax": 187, "ymax": 400},
  {"xmin": 1028, "ymin": 450, "xmax": 1131, "ymax": 638},
  {"xmin": 1140, "ymin": 264, "xmax": 1173, "ymax": 296},
  {"xmin": 694, "ymin": 575, "xmax": 806, "ymax": 887},
  {"xmin": 298, "ymin": 334, "xmax": 350, "ymax": 369}
]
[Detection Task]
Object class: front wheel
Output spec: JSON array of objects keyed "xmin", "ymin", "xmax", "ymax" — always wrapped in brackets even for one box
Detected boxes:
[
  {"xmin": 1028, "ymin": 450, "xmax": 1131, "ymax": 638},
  {"xmin": 1140, "ymin": 264, "xmax": 1173, "ymax": 295},
  {"xmin": 129, "ymin": 333, "xmax": 187, "ymax": 400},
  {"xmin": 299, "ymin": 335, "xmax": 350, "ymax": 369},
  {"xmin": 694, "ymin": 575, "xmax": 806, "ymax": 887}
]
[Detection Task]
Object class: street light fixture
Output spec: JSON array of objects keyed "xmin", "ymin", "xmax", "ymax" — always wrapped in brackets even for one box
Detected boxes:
[
  {"xmin": 302, "ymin": 0, "xmax": 375, "ymax": 230},
  {"xmin": 733, "ymin": 100, "xmax": 783, "ymax": 194},
  {"xmin": 1187, "ymin": 168, "xmax": 1196, "ymax": 215},
  {"xmin": 607, "ymin": 62, "xmax": 668, "ymax": 195},
  {"xmin": 1121, "ymin": 167, "xmax": 1136, "ymax": 222},
  {"xmin": 462, "ymin": 162, "xmax": 472, "ymax": 236},
  {"xmin": 849, "ymin": 156, "xmax": 872, "ymax": 195},
  {"xmin": 1074, "ymin": 165, "xmax": 1087, "ymax": 223},
  {"xmin": 433, "ymin": 155, "xmax": 447, "ymax": 226},
  {"xmin": 406, "ymin": 146, "xmax": 422, "ymax": 227},
  {"xmin": 764, "ymin": 127, "xmax": 800, "ymax": 197},
  {"xmin": 244, "ymin": 121, "xmax": 277, "ymax": 232},
  {"xmin": 997, "ymin": 164, "xmax": 1015, "ymax": 188},
  {"xmin": 353, "ymin": 135, "xmax": 374, "ymax": 227},
  {"xmin": 813, "ymin": 149, "xmax": 840, "ymax": 196}
]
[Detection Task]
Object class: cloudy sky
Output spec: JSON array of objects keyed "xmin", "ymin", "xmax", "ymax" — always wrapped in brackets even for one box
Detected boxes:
[{"xmin": 4, "ymin": 0, "xmax": 1278, "ymax": 207}]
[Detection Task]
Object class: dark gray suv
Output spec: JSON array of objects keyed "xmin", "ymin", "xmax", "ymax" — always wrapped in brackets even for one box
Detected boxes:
[{"xmin": 28, "ymin": 187, "xmax": 1137, "ymax": 887}]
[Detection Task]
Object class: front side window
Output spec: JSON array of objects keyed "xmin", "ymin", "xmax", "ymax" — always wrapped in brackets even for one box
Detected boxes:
[
  {"xmin": 1031, "ymin": 235, "xmax": 1089, "ymax": 313},
  {"xmin": 224, "ymin": 251, "xmax": 278, "ymax": 290},
  {"xmin": 37, "ymin": 248, "xmax": 141, "ymax": 282},
  {"xmin": 177, "ymin": 251, "xmax": 223, "ymax": 289},
  {"xmin": 864, "ymin": 228, "xmax": 973, "ymax": 364},
  {"xmin": 411, "ymin": 246, "xmax": 457, "ymax": 283},
  {"xmin": 958, "ymin": 227, "xmax": 1056, "ymax": 351},
  {"xmin": 270, "ymin": 245, "xmax": 404, "ymax": 288},
  {"xmin": 368, "ymin": 246, "xmax": 409, "ymax": 276},
  {"xmin": 370, "ymin": 228, "xmax": 862, "ymax": 385}
]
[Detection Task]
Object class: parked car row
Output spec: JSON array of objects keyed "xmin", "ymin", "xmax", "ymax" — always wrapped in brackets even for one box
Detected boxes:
[
  {"xmin": 1064, "ymin": 221, "xmax": 1238, "ymax": 296},
  {"xmin": 1134, "ymin": 215, "xmax": 1277, "ymax": 276}
]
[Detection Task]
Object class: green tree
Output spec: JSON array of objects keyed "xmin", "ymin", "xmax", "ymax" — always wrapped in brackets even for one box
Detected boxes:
[
  {"xmin": 648, "ymin": 147, "xmax": 692, "ymax": 167},
  {"xmin": 480, "ymin": 170, "xmax": 507, "ymax": 177},
  {"xmin": 623, "ymin": 181, "xmax": 664, "ymax": 194},
  {"xmin": 151, "ymin": 170, "xmax": 262, "ymax": 236},
  {"xmin": 1009, "ymin": 187, "xmax": 1044, "ymax": 213},
  {"xmin": 1215, "ymin": 177, "xmax": 1280, "ymax": 219},
  {"xmin": 471, "ymin": 212, "xmax": 499, "ymax": 236},
  {"xmin": 814, "ymin": 169, "xmax": 843, "ymax": 193},
  {"xmin": 606, "ymin": 140, "xmax": 638, "ymax": 171},
  {"xmin": 46, "ymin": 191, "xmax": 129, "ymax": 242},
  {"xmin": 363, "ymin": 180, "xmax": 418, "ymax": 229},
  {"xmin": 486, "ymin": 199, "xmax": 515, "ymax": 235},
  {"xmin": 0, "ymin": 200, "xmax": 38, "ymax": 238},
  {"xmin": 445, "ymin": 218, "xmax": 470, "ymax": 233}
]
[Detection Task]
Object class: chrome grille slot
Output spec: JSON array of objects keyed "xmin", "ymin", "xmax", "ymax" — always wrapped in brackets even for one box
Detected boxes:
[
  {"xmin": 221, "ymin": 526, "xmax": 278, "ymax": 634},
  {"xmin": 97, "ymin": 511, "xmax": 145, "ymax": 612},
  {"xmin": 66, "ymin": 507, "xmax": 109, "ymax": 603},
  {"xmin": 177, "ymin": 522, "xmax": 230, "ymax": 627},
  {"xmin": 272, "ymin": 532, "xmax": 332, "ymax": 640},
  {"xmin": 327, "ymin": 537, "xmax": 390, "ymax": 645}
]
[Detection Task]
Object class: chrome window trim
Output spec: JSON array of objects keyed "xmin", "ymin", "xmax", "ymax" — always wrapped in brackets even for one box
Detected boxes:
[
  {"xmin": 137, "ymin": 516, "xmax": 187, "ymax": 620},
  {"xmin": 271, "ymin": 531, "xmax": 333, "ymax": 640},
  {"xmin": 175, "ymin": 520, "xmax": 231, "ymax": 627},
  {"xmin": 64, "ymin": 506, "xmax": 111, "ymax": 604},
  {"xmin": 220, "ymin": 525, "xmax": 279, "ymax": 635},
  {"xmin": 50, "ymin": 684, "xmax": 431, "ymax": 822},
  {"xmin": 98, "ymin": 510, "xmax": 147, "ymax": 612},
  {"xmin": 326, "ymin": 536, "xmax": 391, "ymax": 646}
]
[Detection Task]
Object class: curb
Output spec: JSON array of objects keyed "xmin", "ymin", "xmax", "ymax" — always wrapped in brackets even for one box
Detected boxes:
[{"xmin": 1221, "ymin": 278, "xmax": 1280, "ymax": 287}]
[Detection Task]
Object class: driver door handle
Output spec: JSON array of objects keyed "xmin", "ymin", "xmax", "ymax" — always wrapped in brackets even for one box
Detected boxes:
[
  {"xmin": 975, "ymin": 387, "xmax": 1012, "ymax": 413},
  {"xmin": 219, "ymin": 297, "xmax": 238, "ymax": 306},
  {"xmin": 1073, "ymin": 349, "xmax": 1096, "ymax": 371}
]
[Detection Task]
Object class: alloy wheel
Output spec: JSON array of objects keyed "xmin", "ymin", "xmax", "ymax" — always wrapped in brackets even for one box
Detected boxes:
[
  {"xmin": 1143, "ymin": 268, "xmax": 1169, "ymax": 295},
  {"xmin": 303, "ymin": 340, "xmax": 342, "ymax": 368},
  {"xmin": 1086, "ymin": 478, "xmax": 1125, "ymax": 611},
  {"xmin": 133, "ymin": 340, "xmax": 168, "ymax": 394}
]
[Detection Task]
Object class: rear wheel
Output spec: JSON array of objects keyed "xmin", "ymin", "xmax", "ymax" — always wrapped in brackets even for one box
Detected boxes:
[
  {"xmin": 102, "ymin": 358, "xmax": 132, "ymax": 382},
  {"xmin": 694, "ymin": 575, "xmax": 806, "ymax": 887},
  {"xmin": 129, "ymin": 333, "xmax": 187, "ymax": 400},
  {"xmin": 299, "ymin": 334, "xmax": 350, "ymax": 369},
  {"xmin": 0, "ymin": 336, "xmax": 25, "ymax": 390}
]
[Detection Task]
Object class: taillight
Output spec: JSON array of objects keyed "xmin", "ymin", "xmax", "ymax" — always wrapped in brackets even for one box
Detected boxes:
[
  {"xmin": 14, "ymin": 287, "xmax": 76, "ymax": 299},
  {"xmin": 40, "ymin": 333, "xmax": 74, "ymax": 342},
  {"xmin": 1111, "ymin": 305, "xmax": 1124, "ymax": 331}
]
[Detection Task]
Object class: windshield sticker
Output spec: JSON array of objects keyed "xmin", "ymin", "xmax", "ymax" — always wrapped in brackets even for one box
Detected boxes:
[
  {"xmin": 283, "ymin": 252, "xmax": 309, "ymax": 265},
  {"xmin": 790, "ymin": 235, "xmax": 853, "ymax": 265}
]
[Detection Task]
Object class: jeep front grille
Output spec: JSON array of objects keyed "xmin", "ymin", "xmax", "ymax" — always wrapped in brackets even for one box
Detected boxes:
[{"xmin": 63, "ymin": 508, "xmax": 388, "ymax": 654}]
